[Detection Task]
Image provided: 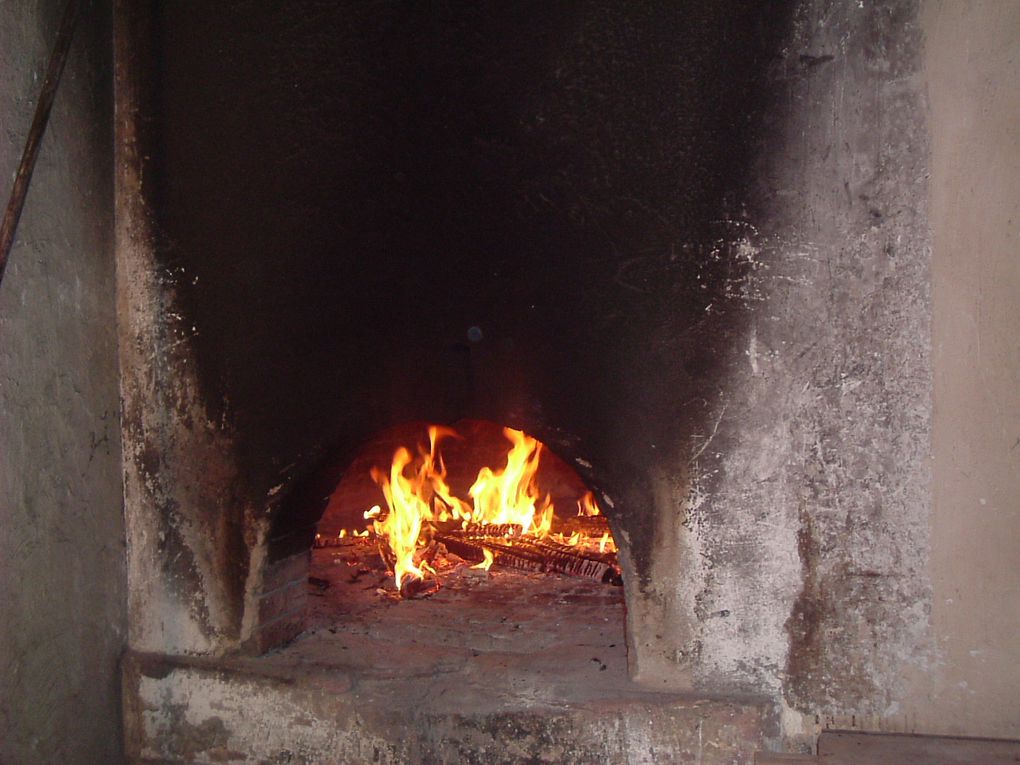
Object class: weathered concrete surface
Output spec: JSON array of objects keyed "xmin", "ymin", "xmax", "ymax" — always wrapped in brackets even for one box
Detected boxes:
[
  {"xmin": 114, "ymin": 2, "xmax": 260, "ymax": 655},
  {"xmin": 114, "ymin": 0, "xmax": 1020, "ymax": 754},
  {"xmin": 127, "ymin": 666, "xmax": 769, "ymax": 765},
  {"xmin": 816, "ymin": 731, "xmax": 1020, "ymax": 765},
  {"xmin": 0, "ymin": 0, "xmax": 125, "ymax": 762},
  {"xmin": 123, "ymin": 557, "xmax": 776, "ymax": 763},
  {"xmin": 905, "ymin": 0, "xmax": 1020, "ymax": 739},
  {"xmin": 758, "ymin": 731, "xmax": 1020, "ymax": 764},
  {"xmin": 633, "ymin": 1, "xmax": 934, "ymax": 741},
  {"xmin": 691, "ymin": 0, "xmax": 1020, "ymax": 746}
]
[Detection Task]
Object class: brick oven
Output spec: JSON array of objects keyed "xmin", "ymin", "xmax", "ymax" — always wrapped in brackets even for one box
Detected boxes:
[{"xmin": 114, "ymin": 1, "xmax": 933, "ymax": 762}]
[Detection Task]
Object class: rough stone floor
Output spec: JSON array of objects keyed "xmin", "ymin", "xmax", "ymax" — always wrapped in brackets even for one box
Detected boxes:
[{"xmin": 302, "ymin": 540, "xmax": 632, "ymax": 710}]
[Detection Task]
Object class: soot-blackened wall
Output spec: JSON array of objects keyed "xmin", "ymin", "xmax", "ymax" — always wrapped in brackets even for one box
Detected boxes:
[
  {"xmin": 122, "ymin": 0, "xmax": 791, "ymax": 648},
  {"xmin": 118, "ymin": 0, "xmax": 948, "ymax": 745},
  {"xmin": 149, "ymin": 0, "xmax": 789, "ymax": 570}
]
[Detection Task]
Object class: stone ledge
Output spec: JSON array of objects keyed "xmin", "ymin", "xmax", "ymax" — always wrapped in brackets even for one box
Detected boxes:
[{"xmin": 123, "ymin": 650, "xmax": 777, "ymax": 764}]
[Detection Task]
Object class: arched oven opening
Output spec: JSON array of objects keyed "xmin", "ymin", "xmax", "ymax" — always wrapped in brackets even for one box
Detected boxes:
[
  {"xmin": 254, "ymin": 419, "xmax": 630, "ymax": 657},
  {"xmin": 292, "ymin": 421, "xmax": 627, "ymax": 690},
  {"xmin": 117, "ymin": 1, "xmax": 789, "ymax": 687}
]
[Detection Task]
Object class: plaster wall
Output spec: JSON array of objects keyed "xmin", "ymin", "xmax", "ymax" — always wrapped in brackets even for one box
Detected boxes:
[
  {"xmin": 906, "ymin": 0, "xmax": 1020, "ymax": 739},
  {"xmin": 0, "ymin": 1, "xmax": 124, "ymax": 762},
  {"xmin": 114, "ymin": 3, "xmax": 255, "ymax": 656},
  {"xmin": 639, "ymin": 0, "xmax": 935, "ymax": 738},
  {"xmin": 675, "ymin": 0, "xmax": 1020, "ymax": 742}
]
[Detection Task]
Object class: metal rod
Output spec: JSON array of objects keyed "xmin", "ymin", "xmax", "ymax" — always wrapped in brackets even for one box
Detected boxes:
[{"xmin": 0, "ymin": 0, "xmax": 82, "ymax": 289}]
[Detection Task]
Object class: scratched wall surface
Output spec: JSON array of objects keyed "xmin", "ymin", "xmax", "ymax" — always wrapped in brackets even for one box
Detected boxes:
[
  {"xmin": 672, "ymin": 0, "xmax": 934, "ymax": 736},
  {"xmin": 0, "ymin": 1, "xmax": 124, "ymax": 762}
]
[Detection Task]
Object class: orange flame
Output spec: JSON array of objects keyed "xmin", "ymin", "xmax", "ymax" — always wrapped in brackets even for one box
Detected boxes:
[
  {"xmin": 423, "ymin": 426, "xmax": 472, "ymax": 522},
  {"xmin": 471, "ymin": 547, "xmax": 495, "ymax": 571},
  {"xmin": 370, "ymin": 426, "xmax": 473, "ymax": 589},
  {"xmin": 371, "ymin": 446, "xmax": 435, "ymax": 589},
  {"xmin": 599, "ymin": 531, "xmax": 612, "ymax": 554},
  {"xmin": 468, "ymin": 428, "xmax": 554, "ymax": 536},
  {"xmin": 577, "ymin": 490, "xmax": 601, "ymax": 517}
]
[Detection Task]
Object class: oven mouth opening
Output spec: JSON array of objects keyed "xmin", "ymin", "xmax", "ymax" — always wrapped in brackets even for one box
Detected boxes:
[
  {"xmin": 315, "ymin": 418, "xmax": 622, "ymax": 598},
  {"xmin": 224, "ymin": 419, "xmax": 643, "ymax": 731},
  {"xmin": 291, "ymin": 419, "xmax": 628, "ymax": 688}
]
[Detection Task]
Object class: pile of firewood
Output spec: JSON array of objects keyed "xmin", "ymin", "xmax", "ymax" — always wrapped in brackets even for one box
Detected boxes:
[
  {"xmin": 320, "ymin": 515, "xmax": 623, "ymax": 598},
  {"xmin": 433, "ymin": 526, "xmax": 622, "ymax": 586}
]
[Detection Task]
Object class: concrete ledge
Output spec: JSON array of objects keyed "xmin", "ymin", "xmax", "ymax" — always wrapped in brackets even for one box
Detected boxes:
[
  {"xmin": 123, "ymin": 651, "xmax": 777, "ymax": 764},
  {"xmin": 817, "ymin": 730, "xmax": 1020, "ymax": 764}
]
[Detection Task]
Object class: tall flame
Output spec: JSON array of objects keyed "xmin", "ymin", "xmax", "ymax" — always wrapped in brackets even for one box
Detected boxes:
[
  {"xmin": 577, "ymin": 490, "xmax": 601, "ymax": 517},
  {"xmin": 468, "ymin": 428, "xmax": 554, "ymax": 536},
  {"xmin": 369, "ymin": 426, "xmax": 557, "ymax": 590},
  {"xmin": 371, "ymin": 446, "xmax": 434, "ymax": 589}
]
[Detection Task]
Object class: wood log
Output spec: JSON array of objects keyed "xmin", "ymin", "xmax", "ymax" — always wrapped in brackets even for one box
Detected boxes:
[
  {"xmin": 433, "ymin": 533, "xmax": 488, "ymax": 565},
  {"xmin": 399, "ymin": 574, "xmax": 441, "ymax": 599},
  {"xmin": 433, "ymin": 532, "xmax": 622, "ymax": 586},
  {"xmin": 489, "ymin": 538, "xmax": 623, "ymax": 586},
  {"xmin": 434, "ymin": 522, "xmax": 523, "ymax": 539}
]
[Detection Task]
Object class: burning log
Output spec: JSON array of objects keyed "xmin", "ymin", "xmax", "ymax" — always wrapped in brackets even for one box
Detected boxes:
[
  {"xmin": 435, "ymin": 522, "xmax": 523, "ymax": 539},
  {"xmin": 433, "ymin": 533, "xmax": 488, "ymax": 565},
  {"xmin": 495, "ymin": 537, "xmax": 623, "ymax": 586},
  {"xmin": 433, "ymin": 531, "xmax": 622, "ymax": 586},
  {"xmin": 375, "ymin": 537, "xmax": 444, "ymax": 596},
  {"xmin": 356, "ymin": 423, "xmax": 622, "ymax": 597},
  {"xmin": 461, "ymin": 522, "xmax": 523, "ymax": 538}
]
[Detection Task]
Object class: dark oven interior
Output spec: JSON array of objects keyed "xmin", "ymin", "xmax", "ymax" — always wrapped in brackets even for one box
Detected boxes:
[{"xmin": 133, "ymin": 0, "xmax": 788, "ymax": 647}]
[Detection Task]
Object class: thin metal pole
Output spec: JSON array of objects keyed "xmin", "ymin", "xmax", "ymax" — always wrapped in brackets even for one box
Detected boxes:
[{"xmin": 0, "ymin": 0, "xmax": 82, "ymax": 289}]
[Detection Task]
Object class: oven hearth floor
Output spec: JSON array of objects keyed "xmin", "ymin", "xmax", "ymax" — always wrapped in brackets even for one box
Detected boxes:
[{"xmin": 123, "ymin": 547, "xmax": 777, "ymax": 764}]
